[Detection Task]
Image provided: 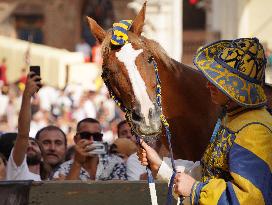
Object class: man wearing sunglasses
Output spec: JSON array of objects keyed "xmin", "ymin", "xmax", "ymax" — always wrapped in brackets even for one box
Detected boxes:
[{"xmin": 53, "ymin": 118, "xmax": 127, "ymax": 180}]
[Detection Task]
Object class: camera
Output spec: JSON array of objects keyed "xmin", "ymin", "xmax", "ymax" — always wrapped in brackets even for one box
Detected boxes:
[{"xmin": 88, "ymin": 141, "xmax": 108, "ymax": 155}]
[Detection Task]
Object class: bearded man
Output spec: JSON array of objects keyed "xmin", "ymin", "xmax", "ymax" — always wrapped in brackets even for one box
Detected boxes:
[{"xmin": 6, "ymin": 71, "xmax": 44, "ymax": 181}]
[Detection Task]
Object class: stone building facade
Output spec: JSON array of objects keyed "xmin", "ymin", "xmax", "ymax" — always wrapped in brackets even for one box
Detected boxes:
[
  {"xmin": 0, "ymin": 0, "xmax": 117, "ymax": 51},
  {"xmin": 0, "ymin": 0, "xmax": 214, "ymax": 64}
]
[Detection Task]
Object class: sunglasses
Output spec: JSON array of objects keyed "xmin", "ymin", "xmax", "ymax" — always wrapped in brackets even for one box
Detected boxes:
[{"xmin": 78, "ymin": 132, "xmax": 103, "ymax": 141}]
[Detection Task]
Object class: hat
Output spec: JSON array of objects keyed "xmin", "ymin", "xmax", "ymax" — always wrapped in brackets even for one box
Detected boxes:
[{"xmin": 194, "ymin": 38, "xmax": 267, "ymax": 107}]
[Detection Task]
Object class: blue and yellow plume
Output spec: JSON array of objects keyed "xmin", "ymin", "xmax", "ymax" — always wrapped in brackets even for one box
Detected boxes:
[{"xmin": 111, "ymin": 20, "xmax": 133, "ymax": 46}]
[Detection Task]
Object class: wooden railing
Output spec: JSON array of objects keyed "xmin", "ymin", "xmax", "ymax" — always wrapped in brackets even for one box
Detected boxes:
[{"xmin": 1, "ymin": 181, "xmax": 177, "ymax": 205}]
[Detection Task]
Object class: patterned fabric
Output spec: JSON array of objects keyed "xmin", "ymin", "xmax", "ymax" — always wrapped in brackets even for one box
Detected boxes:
[
  {"xmin": 194, "ymin": 38, "xmax": 267, "ymax": 107},
  {"xmin": 111, "ymin": 20, "xmax": 133, "ymax": 46},
  {"xmin": 190, "ymin": 107, "xmax": 272, "ymax": 205},
  {"xmin": 54, "ymin": 154, "xmax": 127, "ymax": 181},
  {"xmin": 201, "ymin": 127, "xmax": 236, "ymax": 183}
]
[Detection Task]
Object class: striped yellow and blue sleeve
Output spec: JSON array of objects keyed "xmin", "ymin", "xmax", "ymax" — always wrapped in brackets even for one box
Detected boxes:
[{"xmin": 190, "ymin": 124, "xmax": 272, "ymax": 205}]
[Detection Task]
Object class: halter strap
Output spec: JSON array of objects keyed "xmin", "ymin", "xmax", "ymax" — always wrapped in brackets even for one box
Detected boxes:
[{"xmin": 150, "ymin": 57, "xmax": 182, "ymax": 205}]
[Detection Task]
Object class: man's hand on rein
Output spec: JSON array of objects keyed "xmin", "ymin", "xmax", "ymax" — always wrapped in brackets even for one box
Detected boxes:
[
  {"xmin": 174, "ymin": 172, "xmax": 196, "ymax": 197},
  {"xmin": 137, "ymin": 139, "xmax": 162, "ymax": 176}
]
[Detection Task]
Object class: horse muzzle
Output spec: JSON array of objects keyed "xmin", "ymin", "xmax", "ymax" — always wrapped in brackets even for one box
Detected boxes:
[{"xmin": 131, "ymin": 104, "xmax": 162, "ymax": 136}]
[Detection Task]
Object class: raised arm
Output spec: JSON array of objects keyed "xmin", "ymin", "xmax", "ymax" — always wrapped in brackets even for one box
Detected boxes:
[{"xmin": 13, "ymin": 72, "xmax": 41, "ymax": 166}]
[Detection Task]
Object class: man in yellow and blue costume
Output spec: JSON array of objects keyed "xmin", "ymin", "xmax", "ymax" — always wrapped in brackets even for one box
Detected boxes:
[
  {"xmin": 137, "ymin": 37, "xmax": 272, "ymax": 205},
  {"xmin": 189, "ymin": 37, "xmax": 272, "ymax": 205}
]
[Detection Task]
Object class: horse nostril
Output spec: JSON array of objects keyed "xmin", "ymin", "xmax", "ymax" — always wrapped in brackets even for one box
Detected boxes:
[{"xmin": 132, "ymin": 110, "xmax": 142, "ymax": 122}]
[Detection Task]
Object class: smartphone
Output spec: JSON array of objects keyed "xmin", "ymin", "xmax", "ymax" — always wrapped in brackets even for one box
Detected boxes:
[
  {"xmin": 30, "ymin": 66, "xmax": 40, "ymax": 77},
  {"xmin": 88, "ymin": 141, "xmax": 108, "ymax": 155}
]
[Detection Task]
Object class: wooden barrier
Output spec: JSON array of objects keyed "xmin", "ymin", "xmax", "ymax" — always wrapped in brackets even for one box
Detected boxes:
[{"xmin": 28, "ymin": 181, "xmax": 176, "ymax": 205}]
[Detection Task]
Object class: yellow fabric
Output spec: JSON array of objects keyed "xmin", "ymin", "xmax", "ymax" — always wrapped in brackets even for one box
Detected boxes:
[
  {"xmin": 201, "ymin": 127, "xmax": 233, "ymax": 182},
  {"xmin": 112, "ymin": 21, "xmax": 131, "ymax": 30},
  {"xmin": 231, "ymin": 172, "xmax": 265, "ymax": 205},
  {"xmin": 195, "ymin": 56, "xmax": 267, "ymax": 106},
  {"xmin": 112, "ymin": 30, "xmax": 129, "ymax": 41},
  {"xmin": 191, "ymin": 108, "xmax": 272, "ymax": 205},
  {"xmin": 191, "ymin": 182, "xmax": 199, "ymax": 204},
  {"xmin": 225, "ymin": 108, "xmax": 272, "ymax": 131},
  {"xmin": 197, "ymin": 173, "xmax": 266, "ymax": 205},
  {"xmin": 110, "ymin": 39, "xmax": 120, "ymax": 46},
  {"xmin": 193, "ymin": 38, "xmax": 267, "ymax": 107},
  {"xmin": 234, "ymin": 123, "xmax": 272, "ymax": 171},
  {"xmin": 226, "ymin": 107, "xmax": 272, "ymax": 170},
  {"xmin": 111, "ymin": 20, "xmax": 133, "ymax": 46},
  {"xmin": 198, "ymin": 179, "xmax": 226, "ymax": 205}
]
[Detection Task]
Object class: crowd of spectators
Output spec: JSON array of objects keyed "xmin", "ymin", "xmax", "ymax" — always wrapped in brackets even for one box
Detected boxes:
[
  {"xmin": 0, "ymin": 69, "xmax": 124, "ymax": 146},
  {"xmin": 0, "ymin": 65, "xmax": 165, "ymax": 183}
]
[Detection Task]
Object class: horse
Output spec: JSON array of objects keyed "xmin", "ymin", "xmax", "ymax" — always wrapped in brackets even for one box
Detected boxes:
[{"xmin": 86, "ymin": 2, "xmax": 272, "ymax": 161}]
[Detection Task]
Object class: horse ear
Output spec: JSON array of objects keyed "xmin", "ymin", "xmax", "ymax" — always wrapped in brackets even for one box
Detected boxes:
[
  {"xmin": 86, "ymin": 16, "xmax": 106, "ymax": 44},
  {"xmin": 130, "ymin": 1, "xmax": 147, "ymax": 36}
]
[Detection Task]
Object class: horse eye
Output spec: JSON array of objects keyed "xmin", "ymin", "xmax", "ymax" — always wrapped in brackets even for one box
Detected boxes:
[
  {"xmin": 102, "ymin": 67, "xmax": 110, "ymax": 79},
  {"xmin": 111, "ymin": 44, "xmax": 122, "ymax": 50},
  {"xmin": 148, "ymin": 56, "xmax": 154, "ymax": 64}
]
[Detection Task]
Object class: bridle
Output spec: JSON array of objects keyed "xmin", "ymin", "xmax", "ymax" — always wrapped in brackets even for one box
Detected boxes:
[{"xmin": 101, "ymin": 56, "xmax": 160, "ymax": 140}]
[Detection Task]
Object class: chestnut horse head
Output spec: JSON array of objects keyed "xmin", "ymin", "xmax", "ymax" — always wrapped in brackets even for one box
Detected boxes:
[
  {"xmin": 87, "ymin": 2, "xmax": 219, "ymax": 160},
  {"xmin": 87, "ymin": 3, "xmax": 164, "ymax": 138}
]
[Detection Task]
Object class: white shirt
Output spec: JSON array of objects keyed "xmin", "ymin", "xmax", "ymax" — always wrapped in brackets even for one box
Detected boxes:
[
  {"xmin": 126, "ymin": 152, "xmax": 146, "ymax": 180},
  {"xmin": 103, "ymin": 99, "xmax": 116, "ymax": 122},
  {"xmin": 6, "ymin": 149, "xmax": 41, "ymax": 181},
  {"xmin": 0, "ymin": 93, "xmax": 8, "ymax": 117},
  {"xmin": 53, "ymin": 155, "xmax": 127, "ymax": 180},
  {"xmin": 64, "ymin": 83, "xmax": 84, "ymax": 107},
  {"xmin": 38, "ymin": 86, "xmax": 58, "ymax": 111},
  {"xmin": 157, "ymin": 157, "xmax": 201, "ymax": 181},
  {"xmin": 157, "ymin": 158, "xmax": 202, "ymax": 205},
  {"xmin": 83, "ymin": 100, "xmax": 97, "ymax": 118},
  {"xmin": 102, "ymin": 130, "xmax": 115, "ymax": 145}
]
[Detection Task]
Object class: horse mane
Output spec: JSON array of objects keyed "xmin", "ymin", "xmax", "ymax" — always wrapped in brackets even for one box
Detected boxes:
[
  {"xmin": 140, "ymin": 36, "xmax": 177, "ymax": 71},
  {"xmin": 143, "ymin": 36, "xmax": 203, "ymax": 77}
]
